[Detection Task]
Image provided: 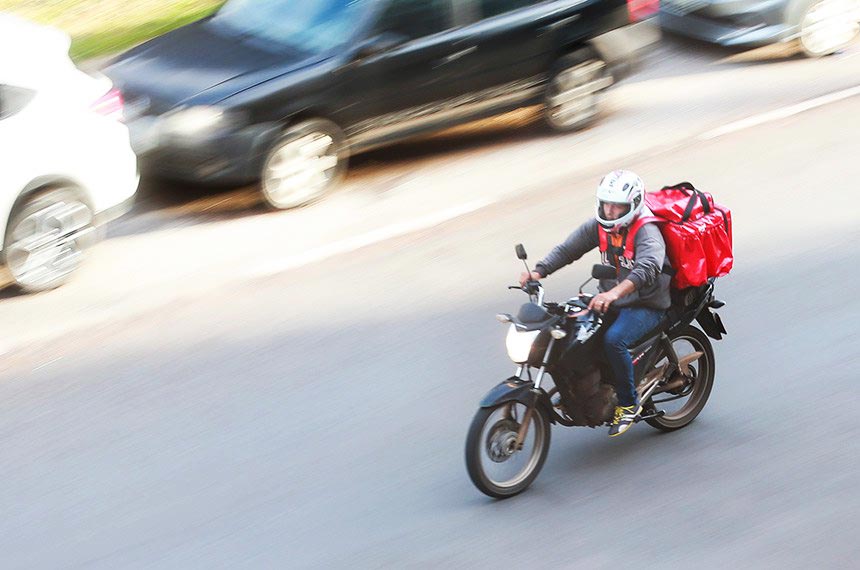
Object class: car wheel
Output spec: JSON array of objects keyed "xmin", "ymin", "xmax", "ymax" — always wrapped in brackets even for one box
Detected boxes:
[
  {"xmin": 260, "ymin": 118, "xmax": 348, "ymax": 210},
  {"xmin": 3, "ymin": 187, "xmax": 96, "ymax": 293},
  {"xmin": 797, "ymin": 0, "xmax": 860, "ymax": 57},
  {"xmin": 543, "ymin": 48, "xmax": 613, "ymax": 133}
]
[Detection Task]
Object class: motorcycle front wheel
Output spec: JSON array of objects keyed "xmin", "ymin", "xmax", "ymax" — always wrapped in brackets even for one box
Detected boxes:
[{"xmin": 465, "ymin": 402, "xmax": 551, "ymax": 499}]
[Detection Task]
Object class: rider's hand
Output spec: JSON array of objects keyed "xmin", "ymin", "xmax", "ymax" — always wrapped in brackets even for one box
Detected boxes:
[
  {"xmin": 519, "ymin": 271, "xmax": 543, "ymax": 286},
  {"xmin": 589, "ymin": 290, "xmax": 619, "ymax": 313}
]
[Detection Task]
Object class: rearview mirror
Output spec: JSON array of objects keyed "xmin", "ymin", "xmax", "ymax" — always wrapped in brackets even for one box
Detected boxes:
[
  {"xmin": 515, "ymin": 244, "xmax": 528, "ymax": 260},
  {"xmin": 592, "ymin": 264, "xmax": 616, "ymax": 280}
]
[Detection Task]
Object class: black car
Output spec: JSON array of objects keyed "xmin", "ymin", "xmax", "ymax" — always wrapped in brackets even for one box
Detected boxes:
[
  {"xmin": 107, "ymin": 0, "xmax": 654, "ymax": 209},
  {"xmin": 659, "ymin": 0, "xmax": 859, "ymax": 58}
]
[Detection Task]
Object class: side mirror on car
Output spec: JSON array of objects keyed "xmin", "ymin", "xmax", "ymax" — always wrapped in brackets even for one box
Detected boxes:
[
  {"xmin": 591, "ymin": 264, "xmax": 616, "ymax": 280},
  {"xmin": 354, "ymin": 32, "xmax": 407, "ymax": 60}
]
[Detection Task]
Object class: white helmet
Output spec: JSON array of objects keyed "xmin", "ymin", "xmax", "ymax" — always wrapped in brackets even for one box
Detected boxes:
[{"xmin": 595, "ymin": 169, "xmax": 645, "ymax": 230}]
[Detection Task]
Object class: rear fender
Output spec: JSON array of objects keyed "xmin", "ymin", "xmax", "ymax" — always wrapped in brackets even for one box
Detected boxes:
[{"xmin": 696, "ymin": 309, "xmax": 727, "ymax": 340}]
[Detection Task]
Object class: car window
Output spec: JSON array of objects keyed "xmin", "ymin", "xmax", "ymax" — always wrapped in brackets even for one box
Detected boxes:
[
  {"xmin": 213, "ymin": 0, "xmax": 369, "ymax": 54},
  {"xmin": 480, "ymin": 0, "xmax": 542, "ymax": 18},
  {"xmin": 375, "ymin": 0, "xmax": 454, "ymax": 40}
]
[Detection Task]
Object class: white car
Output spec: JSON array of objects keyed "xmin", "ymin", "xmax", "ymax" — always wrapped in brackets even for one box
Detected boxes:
[{"xmin": 0, "ymin": 14, "xmax": 139, "ymax": 292}]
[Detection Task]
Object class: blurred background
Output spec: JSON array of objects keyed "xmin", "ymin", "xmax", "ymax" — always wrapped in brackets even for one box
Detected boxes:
[
  {"xmin": 0, "ymin": 1, "xmax": 858, "ymax": 567},
  {"xmin": 0, "ymin": 0, "xmax": 225, "ymax": 60}
]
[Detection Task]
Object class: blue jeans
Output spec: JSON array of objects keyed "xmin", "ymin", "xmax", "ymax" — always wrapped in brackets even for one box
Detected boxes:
[{"xmin": 603, "ymin": 307, "xmax": 666, "ymax": 408}]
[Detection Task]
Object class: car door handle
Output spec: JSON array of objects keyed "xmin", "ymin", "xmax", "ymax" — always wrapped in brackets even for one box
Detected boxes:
[
  {"xmin": 437, "ymin": 46, "xmax": 477, "ymax": 66},
  {"xmin": 539, "ymin": 14, "xmax": 580, "ymax": 35}
]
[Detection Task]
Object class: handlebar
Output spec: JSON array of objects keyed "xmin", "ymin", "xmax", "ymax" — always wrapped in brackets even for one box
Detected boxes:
[
  {"xmin": 508, "ymin": 282, "xmax": 611, "ymax": 318},
  {"xmin": 506, "ymin": 281, "xmax": 611, "ymax": 324},
  {"xmin": 508, "ymin": 280, "xmax": 544, "ymax": 305}
]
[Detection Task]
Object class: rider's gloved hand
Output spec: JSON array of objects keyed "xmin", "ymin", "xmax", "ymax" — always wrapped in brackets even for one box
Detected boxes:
[{"xmin": 519, "ymin": 271, "xmax": 543, "ymax": 286}]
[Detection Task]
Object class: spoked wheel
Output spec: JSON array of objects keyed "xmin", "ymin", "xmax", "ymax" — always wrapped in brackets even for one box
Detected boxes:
[
  {"xmin": 465, "ymin": 402, "xmax": 551, "ymax": 499},
  {"xmin": 798, "ymin": 0, "xmax": 860, "ymax": 57},
  {"xmin": 645, "ymin": 325, "xmax": 715, "ymax": 431},
  {"xmin": 3, "ymin": 188, "xmax": 96, "ymax": 293}
]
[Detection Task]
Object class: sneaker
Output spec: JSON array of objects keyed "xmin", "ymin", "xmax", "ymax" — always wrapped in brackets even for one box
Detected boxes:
[{"xmin": 608, "ymin": 404, "xmax": 641, "ymax": 437}]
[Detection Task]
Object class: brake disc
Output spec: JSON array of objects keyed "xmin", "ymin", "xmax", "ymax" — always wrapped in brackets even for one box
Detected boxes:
[{"xmin": 485, "ymin": 419, "xmax": 520, "ymax": 463}]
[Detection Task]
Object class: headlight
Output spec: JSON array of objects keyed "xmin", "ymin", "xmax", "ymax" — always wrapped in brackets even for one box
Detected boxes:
[
  {"xmin": 159, "ymin": 106, "xmax": 243, "ymax": 138},
  {"xmin": 505, "ymin": 326, "xmax": 540, "ymax": 364}
]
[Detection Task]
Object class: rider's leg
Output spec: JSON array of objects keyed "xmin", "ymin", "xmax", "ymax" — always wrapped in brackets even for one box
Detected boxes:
[{"xmin": 603, "ymin": 307, "xmax": 666, "ymax": 408}]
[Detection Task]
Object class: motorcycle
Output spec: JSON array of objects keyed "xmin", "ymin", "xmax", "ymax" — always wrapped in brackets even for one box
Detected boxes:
[{"xmin": 465, "ymin": 244, "xmax": 727, "ymax": 499}]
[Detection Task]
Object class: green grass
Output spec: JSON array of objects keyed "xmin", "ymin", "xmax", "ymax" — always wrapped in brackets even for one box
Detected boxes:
[{"xmin": 0, "ymin": 1, "xmax": 225, "ymax": 61}]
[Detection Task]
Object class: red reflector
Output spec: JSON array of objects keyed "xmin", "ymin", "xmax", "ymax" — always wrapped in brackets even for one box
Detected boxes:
[
  {"xmin": 627, "ymin": 0, "xmax": 659, "ymax": 22},
  {"xmin": 91, "ymin": 87, "xmax": 124, "ymax": 121}
]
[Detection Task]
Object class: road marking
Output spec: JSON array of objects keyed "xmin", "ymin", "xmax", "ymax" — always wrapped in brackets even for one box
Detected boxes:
[
  {"xmin": 698, "ymin": 84, "xmax": 860, "ymax": 141},
  {"xmin": 246, "ymin": 199, "xmax": 495, "ymax": 279},
  {"xmin": 33, "ymin": 356, "xmax": 62, "ymax": 371}
]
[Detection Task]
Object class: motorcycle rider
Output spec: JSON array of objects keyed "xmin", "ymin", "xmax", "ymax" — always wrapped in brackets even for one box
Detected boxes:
[{"xmin": 519, "ymin": 170, "xmax": 672, "ymax": 436}]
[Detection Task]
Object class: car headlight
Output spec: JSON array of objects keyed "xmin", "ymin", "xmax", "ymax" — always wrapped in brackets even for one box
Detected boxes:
[
  {"xmin": 505, "ymin": 326, "xmax": 540, "ymax": 364},
  {"xmin": 159, "ymin": 106, "xmax": 244, "ymax": 138}
]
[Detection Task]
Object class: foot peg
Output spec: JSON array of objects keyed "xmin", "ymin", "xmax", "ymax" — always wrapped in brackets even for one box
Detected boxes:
[{"xmin": 635, "ymin": 410, "xmax": 665, "ymax": 423}]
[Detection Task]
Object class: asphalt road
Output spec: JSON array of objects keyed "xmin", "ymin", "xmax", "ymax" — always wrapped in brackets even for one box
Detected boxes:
[{"xmin": 0, "ymin": 75, "xmax": 857, "ymax": 568}]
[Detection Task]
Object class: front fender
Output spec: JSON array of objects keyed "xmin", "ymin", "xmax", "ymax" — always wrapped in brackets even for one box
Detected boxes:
[{"xmin": 479, "ymin": 377, "xmax": 539, "ymax": 408}]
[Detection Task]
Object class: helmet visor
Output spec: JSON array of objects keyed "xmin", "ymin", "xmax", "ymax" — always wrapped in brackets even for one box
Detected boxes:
[{"xmin": 599, "ymin": 201, "xmax": 631, "ymax": 221}]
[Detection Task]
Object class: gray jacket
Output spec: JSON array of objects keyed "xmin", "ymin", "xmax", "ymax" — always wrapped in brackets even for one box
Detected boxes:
[{"xmin": 535, "ymin": 218, "xmax": 672, "ymax": 310}]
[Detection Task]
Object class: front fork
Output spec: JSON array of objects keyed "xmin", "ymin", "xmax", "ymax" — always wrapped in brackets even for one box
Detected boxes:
[{"xmin": 513, "ymin": 337, "xmax": 556, "ymax": 448}]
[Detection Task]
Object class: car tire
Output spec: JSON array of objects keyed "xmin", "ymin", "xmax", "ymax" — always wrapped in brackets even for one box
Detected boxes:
[
  {"xmin": 2, "ymin": 187, "xmax": 96, "ymax": 293},
  {"xmin": 543, "ymin": 48, "xmax": 613, "ymax": 133},
  {"xmin": 794, "ymin": 0, "xmax": 860, "ymax": 57},
  {"xmin": 260, "ymin": 118, "xmax": 349, "ymax": 210}
]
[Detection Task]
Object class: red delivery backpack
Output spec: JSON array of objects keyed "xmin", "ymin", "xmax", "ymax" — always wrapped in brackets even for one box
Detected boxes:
[{"xmin": 643, "ymin": 182, "xmax": 733, "ymax": 289}]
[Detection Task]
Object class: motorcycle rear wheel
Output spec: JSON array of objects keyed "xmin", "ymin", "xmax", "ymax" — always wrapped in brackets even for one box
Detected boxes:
[
  {"xmin": 645, "ymin": 325, "xmax": 715, "ymax": 431},
  {"xmin": 465, "ymin": 402, "xmax": 551, "ymax": 499}
]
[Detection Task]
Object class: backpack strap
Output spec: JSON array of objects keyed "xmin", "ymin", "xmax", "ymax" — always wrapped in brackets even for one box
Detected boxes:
[
  {"xmin": 623, "ymin": 215, "xmax": 661, "ymax": 257},
  {"xmin": 662, "ymin": 181, "xmax": 696, "ymax": 193},
  {"xmin": 597, "ymin": 224, "xmax": 627, "ymax": 277},
  {"xmin": 659, "ymin": 182, "xmax": 712, "ymax": 220}
]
